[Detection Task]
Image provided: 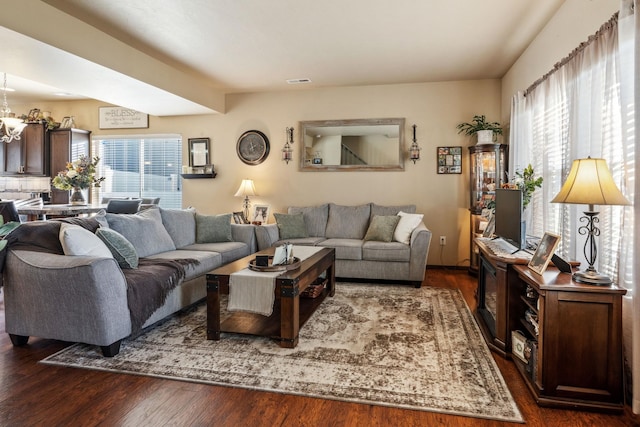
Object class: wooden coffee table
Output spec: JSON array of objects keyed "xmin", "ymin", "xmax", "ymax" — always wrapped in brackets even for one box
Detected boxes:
[{"xmin": 206, "ymin": 247, "xmax": 335, "ymax": 348}]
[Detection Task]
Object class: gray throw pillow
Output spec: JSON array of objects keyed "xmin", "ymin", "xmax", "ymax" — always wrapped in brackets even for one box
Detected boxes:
[
  {"xmin": 96, "ymin": 228, "xmax": 139, "ymax": 269},
  {"xmin": 274, "ymin": 212, "xmax": 309, "ymax": 240},
  {"xmin": 196, "ymin": 213, "xmax": 233, "ymax": 243},
  {"xmin": 364, "ymin": 215, "xmax": 401, "ymax": 242},
  {"xmin": 325, "ymin": 203, "xmax": 371, "ymax": 239},
  {"xmin": 106, "ymin": 207, "xmax": 176, "ymax": 257}
]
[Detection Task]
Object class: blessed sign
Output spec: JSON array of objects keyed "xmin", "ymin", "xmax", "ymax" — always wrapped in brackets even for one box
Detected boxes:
[{"xmin": 99, "ymin": 107, "xmax": 149, "ymax": 129}]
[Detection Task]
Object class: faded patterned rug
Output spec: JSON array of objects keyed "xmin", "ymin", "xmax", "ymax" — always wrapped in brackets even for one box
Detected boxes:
[{"xmin": 42, "ymin": 283, "xmax": 523, "ymax": 423}]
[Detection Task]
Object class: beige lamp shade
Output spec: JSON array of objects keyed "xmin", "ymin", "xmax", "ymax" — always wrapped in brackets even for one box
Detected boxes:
[
  {"xmin": 234, "ymin": 179, "xmax": 257, "ymax": 198},
  {"xmin": 551, "ymin": 157, "xmax": 630, "ymax": 206}
]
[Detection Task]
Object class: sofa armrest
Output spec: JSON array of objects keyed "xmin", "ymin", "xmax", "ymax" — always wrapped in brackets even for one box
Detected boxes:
[
  {"xmin": 231, "ymin": 223, "xmax": 257, "ymax": 253},
  {"xmin": 3, "ymin": 250, "xmax": 131, "ymax": 347},
  {"xmin": 255, "ymin": 224, "xmax": 279, "ymax": 251},
  {"xmin": 408, "ymin": 222, "xmax": 432, "ymax": 281}
]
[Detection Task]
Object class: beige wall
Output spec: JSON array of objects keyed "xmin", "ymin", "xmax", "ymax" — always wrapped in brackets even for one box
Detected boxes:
[
  {"xmin": 500, "ymin": 0, "xmax": 619, "ymax": 124},
  {"xmin": 14, "ymin": 79, "xmax": 501, "ymax": 266}
]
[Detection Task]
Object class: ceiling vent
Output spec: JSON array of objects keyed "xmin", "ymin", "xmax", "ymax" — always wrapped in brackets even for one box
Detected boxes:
[{"xmin": 286, "ymin": 78, "xmax": 312, "ymax": 84}]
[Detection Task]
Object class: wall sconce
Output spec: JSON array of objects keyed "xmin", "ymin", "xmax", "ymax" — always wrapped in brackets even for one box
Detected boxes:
[
  {"xmin": 282, "ymin": 127, "xmax": 294, "ymax": 164},
  {"xmin": 409, "ymin": 124, "xmax": 421, "ymax": 164}
]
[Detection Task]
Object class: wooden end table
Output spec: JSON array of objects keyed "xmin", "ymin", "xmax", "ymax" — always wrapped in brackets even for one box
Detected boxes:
[{"xmin": 206, "ymin": 247, "xmax": 335, "ymax": 348}]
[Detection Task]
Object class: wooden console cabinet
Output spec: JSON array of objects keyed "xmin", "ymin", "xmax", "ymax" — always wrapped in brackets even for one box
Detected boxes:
[
  {"xmin": 475, "ymin": 240, "xmax": 626, "ymax": 410},
  {"xmin": 513, "ymin": 265, "xmax": 626, "ymax": 411}
]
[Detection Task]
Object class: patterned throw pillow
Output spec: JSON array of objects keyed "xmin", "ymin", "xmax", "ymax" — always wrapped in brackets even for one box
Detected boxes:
[
  {"xmin": 96, "ymin": 228, "xmax": 139, "ymax": 269},
  {"xmin": 196, "ymin": 213, "xmax": 233, "ymax": 243},
  {"xmin": 364, "ymin": 215, "xmax": 401, "ymax": 242},
  {"xmin": 274, "ymin": 212, "xmax": 309, "ymax": 240}
]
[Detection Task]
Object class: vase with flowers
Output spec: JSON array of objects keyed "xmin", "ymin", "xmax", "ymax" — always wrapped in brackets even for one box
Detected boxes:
[{"xmin": 52, "ymin": 155, "xmax": 105, "ymax": 205}]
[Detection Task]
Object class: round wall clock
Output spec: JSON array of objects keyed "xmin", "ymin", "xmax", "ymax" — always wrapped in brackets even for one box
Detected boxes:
[{"xmin": 236, "ymin": 130, "xmax": 270, "ymax": 165}]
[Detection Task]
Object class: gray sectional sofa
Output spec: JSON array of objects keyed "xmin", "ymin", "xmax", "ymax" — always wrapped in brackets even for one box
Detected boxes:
[
  {"xmin": 255, "ymin": 203, "xmax": 432, "ymax": 287},
  {"xmin": 3, "ymin": 208, "xmax": 256, "ymax": 356}
]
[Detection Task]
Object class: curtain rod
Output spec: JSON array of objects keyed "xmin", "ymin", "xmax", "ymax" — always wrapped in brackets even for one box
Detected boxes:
[{"xmin": 523, "ymin": 12, "xmax": 619, "ymax": 97}]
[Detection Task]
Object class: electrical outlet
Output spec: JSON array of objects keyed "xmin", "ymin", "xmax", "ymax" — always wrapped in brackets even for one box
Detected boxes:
[{"xmin": 440, "ymin": 236, "xmax": 446, "ymax": 246}]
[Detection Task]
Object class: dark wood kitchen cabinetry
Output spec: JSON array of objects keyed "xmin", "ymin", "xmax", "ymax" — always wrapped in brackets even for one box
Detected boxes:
[
  {"xmin": 1, "ymin": 122, "xmax": 49, "ymax": 175},
  {"xmin": 49, "ymin": 128, "xmax": 91, "ymax": 204}
]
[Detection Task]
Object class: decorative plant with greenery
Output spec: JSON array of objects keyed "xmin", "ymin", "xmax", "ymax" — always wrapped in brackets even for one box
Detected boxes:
[
  {"xmin": 502, "ymin": 164, "xmax": 543, "ymax": 209},
  {"xmin": 456, "ymin": 115, "xmax": 503, "ymax": 140},
  {"xmin": 52, "ymin": 155, "xmax": 105, "ymax": 191}
]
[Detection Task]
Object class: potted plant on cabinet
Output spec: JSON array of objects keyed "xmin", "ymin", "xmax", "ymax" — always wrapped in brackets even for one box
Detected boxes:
[{"xmin": 456, "ymin": 115, "xmax": 503, "ymax": 144}]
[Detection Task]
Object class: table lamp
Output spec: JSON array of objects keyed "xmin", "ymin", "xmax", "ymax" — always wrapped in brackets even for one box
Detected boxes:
[
  {"xmin": 551, "ymin": 157, "xmax": 630, "ymax": 285},
  {"xmin": 234, "ymin": 179, "xmax": 257, "ymax": 222}
]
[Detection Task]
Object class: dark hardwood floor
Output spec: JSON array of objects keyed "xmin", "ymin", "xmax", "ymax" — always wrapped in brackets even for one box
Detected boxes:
[{"xmin": 1, "ymin": 268, "xmax": 639, "ymax": 426}]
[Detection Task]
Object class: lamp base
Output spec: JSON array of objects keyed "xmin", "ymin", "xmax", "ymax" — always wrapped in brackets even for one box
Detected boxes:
[{"xmin": 572, "ymin": 270, "xmax": 612, "ymax": 286}]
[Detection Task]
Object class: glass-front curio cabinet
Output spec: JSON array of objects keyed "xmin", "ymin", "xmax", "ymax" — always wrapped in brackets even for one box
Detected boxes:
[{"xmin": 468, "ymin": 144, "xmax": 508, "ymax": 274}]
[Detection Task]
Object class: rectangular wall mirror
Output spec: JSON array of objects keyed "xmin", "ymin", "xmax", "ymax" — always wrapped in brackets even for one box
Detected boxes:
[{"xmin": 299, "ymin": 118, "xmax": 405, "ymax": 171}]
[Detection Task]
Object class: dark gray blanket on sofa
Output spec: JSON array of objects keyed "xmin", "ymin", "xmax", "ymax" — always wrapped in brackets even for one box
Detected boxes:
[{"xmin": 123, "ymin": 258, "xmax": 199, "ymax": 333}]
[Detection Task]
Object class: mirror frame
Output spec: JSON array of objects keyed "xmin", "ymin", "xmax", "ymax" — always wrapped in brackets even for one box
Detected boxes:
[{"xmin": 299, "ymin": 118, "xmax": 405, "ymax": 171}]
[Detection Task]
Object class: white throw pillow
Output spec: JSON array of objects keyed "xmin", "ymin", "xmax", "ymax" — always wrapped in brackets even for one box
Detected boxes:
[
  {"xmin": 393, "ymin": 211, "xmax": 424, "ymax": 244},
  {"xmin": 59, "ymin": 223, "xmax": 113, "ymax": 258}
]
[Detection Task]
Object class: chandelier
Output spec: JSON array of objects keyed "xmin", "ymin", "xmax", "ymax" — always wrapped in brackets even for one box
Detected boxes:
[{"xmin": 0, "ymin": 73, "xmax": 27, "ymax": 143}]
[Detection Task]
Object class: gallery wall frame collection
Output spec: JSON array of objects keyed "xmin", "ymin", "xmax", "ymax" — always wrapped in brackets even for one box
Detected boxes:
[{"xmin": 437, "ymin": 146, "xmax": 462, "ymax": 174}]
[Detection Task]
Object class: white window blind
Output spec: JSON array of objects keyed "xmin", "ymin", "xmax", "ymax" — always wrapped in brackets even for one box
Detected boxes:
[{"xmin": 91, "ymin": 135, "xmax": 182, "ymax": 208}]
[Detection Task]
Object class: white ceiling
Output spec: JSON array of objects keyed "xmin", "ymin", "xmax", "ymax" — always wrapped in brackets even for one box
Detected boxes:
[{"xmin": 1, "ymin": 0, "xmax": 565, "ymax": 115}]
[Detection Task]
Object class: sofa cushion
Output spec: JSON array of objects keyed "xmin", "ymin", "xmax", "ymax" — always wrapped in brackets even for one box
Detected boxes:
[
  {"xmin": 363, "ymin": 241, "xmax": 411, "ymax": 262},
  {"xmin": 274, "ymin": 212, "xmax": 309, "ymax": 240},
  {"xmin": 160, "ymin": 207, "xmax": 196, "ymax": 248},
  {"xmin": 146, "ymin": 249, "xmax": 222, "ymax": 280},
  {"xmin": 96, "ymin": 228, "xmax": 139, "ymax": 269},
  {"xmin": 394, "ymin": 211, "xmax": 424, "ymax": 244},
  {"xmin": 59, "ymin": 223, "xmax": 113, "ymax": 258},
  {"xmin": 6, "ymin": 218, "xmax": 101, "ymax": 255},
  {"xmin": 181, "ymin": 241, "xmax": 250, "ymax": 264},
  {"xmin": 288, "ymin": 204, "xmax": 329, "ymax": 237},
  {"xmin": 370, "ymin": 203, "xmax": 416, "ymax": 221},
  {"xmin": 364, "ymin": 215, "xmax": 400, "ymax": 242},
  {"xmin": 318, "ymin": 238, "xmax": 363, "ymax": 260},
  {"xmin": 196, "ymin": 213, "xmax": 233, "ymax": 243},
  {"xmin": 106, "ymin": 208, "xmax": 176, "ymax": 257},
  {"xmin": 325, "ymin": 203, "xmax": 371, "ymax": 239}
]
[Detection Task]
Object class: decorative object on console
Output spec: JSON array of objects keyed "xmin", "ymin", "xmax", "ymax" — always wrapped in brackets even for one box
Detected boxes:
[
  {"xmin": 437, "ymin": 146, "xmax": 462, "ymax": 174},
  {"xmin": 51, "ymin": 155, "xmax": 106, "ymax": 205},
  {"xmin": 252, "ymin": 204, "xmax": 270, "ymax": 224},
  {"xmin": 234, "ymin": 179, "xmax": 257, "ymax": 222},
  {"xmin": 456, "ymin": 115, "xmax": 503, "ymax": 145},
  {"xmin": 409, "ymin": 124, "xmax": 421, "ymax": 163},
  {"xmin": 282, "ymin": 127, "xmax": 294, "ymax": 164},
  {"xmin": 527, "ymin": 231, "xmax": 560, "ymax": 275},
  {"xmin": 0, "ymin": 73, "xmax": 27, "ymax": 143},
  {"xmin": 236, "ymin": 130, "xmax": 270, "ymax": 165},
  {"xmin": 551, "ymin": 157, "xmax": 630, "ymax": 285}
]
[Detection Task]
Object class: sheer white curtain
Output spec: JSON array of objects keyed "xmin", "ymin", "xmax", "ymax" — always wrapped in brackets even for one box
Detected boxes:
[{"xmin": 510, "ymin": 2, "xmax": 638, "ymax": 413}]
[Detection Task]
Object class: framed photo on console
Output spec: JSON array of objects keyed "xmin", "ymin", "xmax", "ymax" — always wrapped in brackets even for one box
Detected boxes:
[{"xmin": 528, "ymin": 232, "xmax": 560, "ymax": 275}]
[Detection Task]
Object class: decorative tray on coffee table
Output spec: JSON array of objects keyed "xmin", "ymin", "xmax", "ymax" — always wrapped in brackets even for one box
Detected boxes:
[{"xmin": 248, "ymin": 256, "xmax": 301, "ymax": 272}]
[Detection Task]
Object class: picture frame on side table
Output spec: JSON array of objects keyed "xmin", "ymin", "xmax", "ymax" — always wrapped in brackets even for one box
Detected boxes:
[
  {"xmin": 528, "ymin": 232, "xmax": 561, "ymax": 275},
  {"xmin": 252, "ymin": 204, "xmax": 270, "ymax": 224},
  {"xmin": 233, "ymin": 211, "xmax": 249, "ymax": 224}
]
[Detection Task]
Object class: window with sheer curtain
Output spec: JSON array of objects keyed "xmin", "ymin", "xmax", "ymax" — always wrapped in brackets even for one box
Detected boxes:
[
  {"xmin": 90, "ymin": 135, "xmax": 183, "ymax": 208},
  {"xmin": 509, "ymin": 12, "xmax": 633, "ymax": 284},
  {"xmin": 510, "ymin": 5, "xmax": 638, "ymax": 413}
]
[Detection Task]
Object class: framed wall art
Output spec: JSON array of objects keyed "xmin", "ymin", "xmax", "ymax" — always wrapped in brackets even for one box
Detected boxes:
[
  {"xmin": 99, "ymin": 106, "xmax": 149, "ymax": 129},
  {"xmin": 437, "ymin": 146, "xmax": 462, "ymax": 174},
  {"xmin": 188, "ymin": 137, "xmax": 210, "ymax": 167}
]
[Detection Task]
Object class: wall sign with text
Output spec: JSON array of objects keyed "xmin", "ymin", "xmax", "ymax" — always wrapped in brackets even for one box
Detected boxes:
[{"xmin": 99, "ymin": 107, "xmax": 149, "ymax": 129}]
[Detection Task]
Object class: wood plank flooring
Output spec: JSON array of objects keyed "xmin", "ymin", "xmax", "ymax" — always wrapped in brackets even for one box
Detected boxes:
[{"xmin": 1, "ymin": 268, "xmax": 639, "ymax": 426}]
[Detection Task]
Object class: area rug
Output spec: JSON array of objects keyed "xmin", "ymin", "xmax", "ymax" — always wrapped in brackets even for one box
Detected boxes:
[{"xmin": 42, "ymin": 283, "xmax": 523, "ymax": 423}]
